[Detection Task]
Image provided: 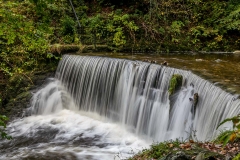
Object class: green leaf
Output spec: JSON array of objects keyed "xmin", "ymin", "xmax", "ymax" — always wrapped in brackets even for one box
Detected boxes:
[{"xmin": 217, "ymin": 115, "xmax": 240, "ymax": 129}]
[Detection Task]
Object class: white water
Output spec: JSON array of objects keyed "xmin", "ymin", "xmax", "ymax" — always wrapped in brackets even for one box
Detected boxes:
[
  {"xmin": 0, "ymin": 82, "xmax": 149, "ymax": 159},
  {"xmin": 55, "ymin": 55, "xmax": 240, "ymax": 141},
  {"xmin": 1, "ymin": 55, "xmax": 240, "ymax": 160}
]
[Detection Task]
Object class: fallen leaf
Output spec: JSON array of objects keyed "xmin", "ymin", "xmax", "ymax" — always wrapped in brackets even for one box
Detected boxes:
[{"xmin": 189, "ymin": 139, "xmax": 194, "ymax": 143}]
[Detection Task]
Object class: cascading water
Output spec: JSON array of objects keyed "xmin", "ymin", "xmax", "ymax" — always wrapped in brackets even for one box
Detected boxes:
[
  {"xmin": 54, "ymin": 55, "xmax": 240, "ymax": 141},
  {"xmin": 1, "ymin": 55, "xmax": 240, "ymax": 160}
]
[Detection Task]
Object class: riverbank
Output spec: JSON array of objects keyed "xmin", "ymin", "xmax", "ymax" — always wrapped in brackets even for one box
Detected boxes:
[
  {"xmin": 129, "ymin": 140, "xmax": 240, "ymax": 160},
  {"xmin": 1, "ymin": 65, "xmax": 57, "ymax": 120},
  {"xmin": 1, "ymin": 53, "xmax": 240, "ymax": 160},
  {"xmin": 50, "ymin": 44, "xmax": 239, "ymax": 55}
]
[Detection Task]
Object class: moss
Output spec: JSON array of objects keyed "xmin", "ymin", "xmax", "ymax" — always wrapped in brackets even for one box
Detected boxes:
[
  {"xmin": 1, "ymin": 65, "xmax": 56, "ymax": 119},
  {"xmin": 50, "ymin": 44, "xmax": 81, "ymax": 54},
  {"xmin": 233, "ymin": 153, "xmax": 240, "ymax": 160},
  {"xmin": 129, "ymin": 141, "xmax": 225, "ymax": 160},
  {"xmin": 4, "ymin": 91, "xmax": 31, "ymax": 118},
  {"xmin": 168, "ymin": 74, "xmax": 183, "ymax": 95},
  {"xmin": 50, "ymin": 44, "xmax": 111, "ymax": 54}
]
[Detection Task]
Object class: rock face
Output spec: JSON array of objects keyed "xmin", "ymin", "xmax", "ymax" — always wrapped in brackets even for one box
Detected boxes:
[
  {"xmin": 233, "ymin": 50, "xmax": 240, "ymax": 54},
  {"xmin": 193, "ymin": 93, "xmax": 199, "ymax": 115},
  {"xmin": 195, "ymin": 153, "xmax": 205, "ymax": 160},
  {"xmin": 1, "ymin": 71, "xmax": 55, "ymax": 120}
]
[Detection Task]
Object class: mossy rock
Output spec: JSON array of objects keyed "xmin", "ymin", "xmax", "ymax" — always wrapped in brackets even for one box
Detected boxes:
[
  {"xmin": 2, "ymin": 68, "xmax": 55, "ymax": 119},
  {"xmin": 50, "ymin": 44, "xmax": 81, "ymax": 54},
  {"xmin": 168, "ymin": 74, "xmax": 183, "ymax": 95},
  {"xmin": 4, "ymin": 91, "xmax": 31, "ymax": 118}
]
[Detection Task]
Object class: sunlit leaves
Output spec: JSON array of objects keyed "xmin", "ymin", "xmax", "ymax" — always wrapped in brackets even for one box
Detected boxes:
[
  {"xmin": 0, "ymin": 1, "xmax": 50, "ymax": 76},
  {"xmin": 82, "ymin": 10, "xmax": 138, "ymax": 48}
]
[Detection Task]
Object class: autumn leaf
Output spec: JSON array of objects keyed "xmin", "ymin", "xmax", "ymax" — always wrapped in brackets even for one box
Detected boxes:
[{"xmin": 230, "ymin": 132, "xmax": 236, "ymax": 142}]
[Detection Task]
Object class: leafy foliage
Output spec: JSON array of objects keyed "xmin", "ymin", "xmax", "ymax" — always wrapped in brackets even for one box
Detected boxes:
[
  {"xmin": 0, "ymin": 115, "xmax": 11, "ymax": 139},
  {"xmin": 81, "ymin": 10, "xmax": 139, "ymax": 50},
  {"xmin": 233, "ymin": 153, "xmax": 240, "ymax": 160},
  {"xmin": 216, "ymin": 114, "xmax": 240, "ymax": 146},
  {"xmin": 0, "ymin": 1, "xmax": 51, "ymax": 78},
  {"xmin": 129, "ymin": 140, "xmax": 231, "ymax": 160},
  {"xmin": 0, "ymin": 0, "xmax": 68, "ymax": 123}
]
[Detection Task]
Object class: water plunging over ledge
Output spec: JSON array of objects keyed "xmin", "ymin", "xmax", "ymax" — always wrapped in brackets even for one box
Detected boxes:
[{"xmin": 0, "ymin": 55, "xmax": 240, "ymax": 160}]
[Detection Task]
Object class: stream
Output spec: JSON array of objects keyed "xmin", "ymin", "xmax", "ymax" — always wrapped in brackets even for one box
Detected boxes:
[{"xmin": 0, "ymin": 53, "xmax": 239, "ymax": 160}]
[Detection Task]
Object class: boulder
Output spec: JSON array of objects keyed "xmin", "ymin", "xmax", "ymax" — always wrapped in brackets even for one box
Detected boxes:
[{"xmin": 233, "ymin": 50, "xmax": 240, "ymax": 55}]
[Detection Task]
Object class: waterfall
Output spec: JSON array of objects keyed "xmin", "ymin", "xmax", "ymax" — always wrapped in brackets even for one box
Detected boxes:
[{"xmin": 32, "ymin": 55, "xmax": 240, "ymax": 141}]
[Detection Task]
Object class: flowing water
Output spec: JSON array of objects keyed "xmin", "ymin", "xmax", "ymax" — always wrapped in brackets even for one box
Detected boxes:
[
  {"xmin": 1, "ymin": 54, "xmax": 240, "ymax": 160},
  {"xmin": 81, "ymin": 52, "xmax": 240, "ymax": 94}
]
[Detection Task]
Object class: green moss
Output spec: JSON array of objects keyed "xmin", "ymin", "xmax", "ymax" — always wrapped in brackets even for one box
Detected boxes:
[
  {"xmin": 129, "ymin": 140, "xmax": 225, "ymax": 160},
  {"xmin": 5, "ymin": 91, "xmax": 31, "ymax": 114},
  {"xmin": 129, "ymin": 141, "xmax": 181, "ymax": 160},
  {"xmin": 233, "ymin": 153, "xmax": 240, "ymax": 160},
  {"xmin": 50, "ymin": 44, "xmax": 82, "ymax": 54},
  {"xmin": 168, "ymin": 74, "xmax": 183, "ymax": 95}
]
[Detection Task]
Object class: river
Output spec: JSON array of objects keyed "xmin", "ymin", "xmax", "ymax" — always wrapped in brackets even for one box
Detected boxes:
[{"xmin": 0, "ymin": 53, "xmax": 239, "ymax": 160}]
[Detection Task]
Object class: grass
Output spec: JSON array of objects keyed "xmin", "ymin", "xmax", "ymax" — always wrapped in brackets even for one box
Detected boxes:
[{"xmin": 129, "ymin": 140, "xmax": 227, "ymax": 160}]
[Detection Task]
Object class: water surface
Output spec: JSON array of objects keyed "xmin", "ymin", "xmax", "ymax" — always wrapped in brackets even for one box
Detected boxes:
[{"xmin": 79, "ymin": 52, "xmax": 240, "ymax": 94}]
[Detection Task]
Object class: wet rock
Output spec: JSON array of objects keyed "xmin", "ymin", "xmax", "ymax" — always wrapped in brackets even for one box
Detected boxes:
[
  {"xmin": 162, "ymin": 61, "xmax": 168, "ymax": 65},
  {"xmin": 190, "ymin": 83, "xmax": 194, "ymax": 87},
  {"xmin": 232, "ymin": 94, "xmax": 239, "ymax": 101},
  {"xmin": 160, "ymin": 152, "xmax": 191, "ymax": 160},
  {"xmin": 190, "ymin": 93, "xmax": 199, "ymax": 116},
  {"xmin": 196, "ymin": 59, "xmax": 203, "ymax": 62},
  {"xmin": 193, "ymin": 93, "xmax": 199, "ymax": 108},
  {"xmin": 215, "ymin": 59, "xmax": 222, "ymax": 63},
  {"xmin": 195, "ymin": 152, "xmax": 205, "ymax": 160},
  {"xmin": 233, "ymin": 50, "xmax": 240, "ymax": 54},
  {"xmin": 171, "ymin": 151, "xmax": 191, "ymax": 160},
  {"xmin": 0, "ymin": 127, "xmax": 59, "ymax": 150},
  {"xmin": 22, "ymin": 153, "xmax": 79, "ymax": 160},
  {"xmin": 2, "ymin": 70, "xmax": 55, "ymax": 120},
  {"xmin": 5, "ymin": 91, "xmax": 31, "ymax": 119},
  {"xmin": 225, "ymin": 154, "xmax": 231, "ymax": 160}
]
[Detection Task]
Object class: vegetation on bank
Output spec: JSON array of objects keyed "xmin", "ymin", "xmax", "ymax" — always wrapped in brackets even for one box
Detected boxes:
[
  {"xmin": 1, "ymin": 0, "xmax": 239, "ymax": 106},
  {"xmin": 0, "ymin": 115, "xmax": 11, "ymax": 139},
  {"xmin": 129, "ymin": 140, "xmax": 240, "ymax": 160},
  {"xmin": 0, "ymin": 0, "xmax": 240, "ymax": 153},
  {"xmin": 129, "ymin": 114, "xmax": 240, "ymax": 159},
  {"xmin": 215, "ymin": 114, "xmax": 240, "ymax": 146}
]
